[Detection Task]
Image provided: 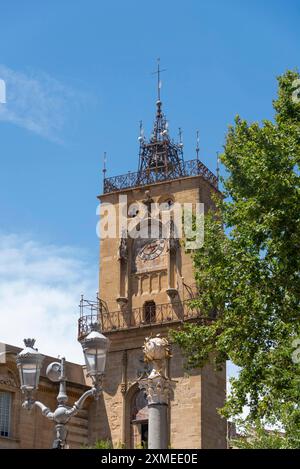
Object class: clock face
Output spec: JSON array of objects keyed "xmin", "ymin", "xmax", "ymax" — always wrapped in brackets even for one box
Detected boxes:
[{"xmin": 138, "ymin": 239, "xmax": 165, "ymax": 261}]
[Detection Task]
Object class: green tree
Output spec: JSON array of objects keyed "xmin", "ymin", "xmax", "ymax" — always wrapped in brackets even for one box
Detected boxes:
[
  {"xmin": 230, "ymin": 420, "xmax": 291, "ymax": 449},
  {"xmin": 171, "ymin": 70, "xmax": 300, "ymax": 448}
]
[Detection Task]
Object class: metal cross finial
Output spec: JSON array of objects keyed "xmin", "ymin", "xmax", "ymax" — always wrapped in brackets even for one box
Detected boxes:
[{"xmin": 152, "ymin": 58, "xmax": 166, "ymax": 102}]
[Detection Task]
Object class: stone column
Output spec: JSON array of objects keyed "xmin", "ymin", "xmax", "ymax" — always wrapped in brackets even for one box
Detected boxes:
[
  {"xmin": 140, "ymin": 375, "xmax": 170, "ymax": 449},
  {"xmin": 121, "ymin": 350, "xmax": 128, "ymax": 447},
  {"xmin": 139, "ymin": 335, "xmax": 172, "ymax": 449}
]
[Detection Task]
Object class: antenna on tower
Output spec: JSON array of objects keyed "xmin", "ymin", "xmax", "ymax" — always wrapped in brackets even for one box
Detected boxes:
[
  {"xmin": 138, "ymin": 120, "xmax": 144, "ymax": 142},
  {"xmin": 178, "ymin": 127, "xmax": 183, "ymax": 148},
  {"xmin": 216, "ymin": 151, "xmax": 220, "ymax": 188},
  {"xmin": 196, "ymin": 130, "xmax": 200, "ymax": 161},
  {"xmin": 103, "ymin": 152, "xmax": 107, "ymax": 183}
]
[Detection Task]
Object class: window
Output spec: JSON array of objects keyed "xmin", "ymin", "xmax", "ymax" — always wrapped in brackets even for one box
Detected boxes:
[
  {"xmin": 0, "ymin": 392, "xmax": 11, "ymax": 438},
  {"xmin": 143, "ymin": 301, "xmax": 156, "ymax": 323}
]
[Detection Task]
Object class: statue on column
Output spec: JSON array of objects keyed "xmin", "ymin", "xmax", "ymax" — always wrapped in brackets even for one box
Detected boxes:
[
  {"xmin": 143, "ymin": 335, "xmax": 171, "ymax": 378},
  {"xmin": 139, "ymin": 335, "xmax": 175, "ymax": 449},
  {"xmin": 139, "ymin": 335, "xmax": 173, "ymax": 406}
]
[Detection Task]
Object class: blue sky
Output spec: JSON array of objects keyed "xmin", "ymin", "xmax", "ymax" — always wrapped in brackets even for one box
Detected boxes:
[{"xmin": 0, "ymin": 0, "xmax": 299, "ymax": 362}]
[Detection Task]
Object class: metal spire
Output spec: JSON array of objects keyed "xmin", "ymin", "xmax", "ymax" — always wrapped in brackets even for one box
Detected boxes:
[{"xmin": 136, "ymin": 60, "xmax": 184, "ymax": 182}]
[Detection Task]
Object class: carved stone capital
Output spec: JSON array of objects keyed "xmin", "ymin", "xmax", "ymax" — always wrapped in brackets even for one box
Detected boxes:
[
  {"xmin": 117, "ymin": 296, "xmax": 128, "ymax": 309},
  {"xmin": 166, "ymin": 288, "xmax": 178, "ymax": 299},
  {"xmin": 139, "ymin": 376, "xmax": 171, "ymax": 405}
]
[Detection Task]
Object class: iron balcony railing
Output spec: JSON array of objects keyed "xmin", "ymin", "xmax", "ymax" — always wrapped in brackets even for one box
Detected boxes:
[
  {"xmin": 103, "ymin": 158, "xmax": 218, "ymax": 194},
  {"xmin": 78, "ymin": 296, "xmax": 212, "ymax": 339}
]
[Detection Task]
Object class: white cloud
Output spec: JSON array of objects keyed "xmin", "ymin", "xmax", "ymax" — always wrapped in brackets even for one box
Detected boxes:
[
  {"xmin": 0, "ymin": 65, "xmax": 85, "ymax": 142},
  {"xmin": 0, "ymin": 233, "xmax": 97, "ymax": 364}
]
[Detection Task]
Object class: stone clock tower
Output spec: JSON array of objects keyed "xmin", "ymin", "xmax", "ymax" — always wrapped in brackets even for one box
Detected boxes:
[{"xmin": 78, "ymin": 88, "xmax": 227, "ymax": 449}]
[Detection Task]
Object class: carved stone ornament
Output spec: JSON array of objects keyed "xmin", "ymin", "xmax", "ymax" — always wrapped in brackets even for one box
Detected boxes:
[
  {"xmin": 0, "ymin": 372, "xmax": 17, "ymax": 388},
  {"xmin": 118, "ymin": 231, "xmax": 128, "ymax": 262},
  {"xmin": 116, "ymin": 296, "xmax": 128, "ymax": 310},
  {"xmin": 142, "ymin": 335, "xmax": 171, "ymax": 379},
  {"xmin": 142, "ymin": 190, "xmax": 153, "ymax": 215},
  {"xmin": 166, "ymin": 288, "xmax": 178, "ymax": 299},
  {"xmin": 139, "ymin": 375, "xmax": 170, "ymax": 405}
]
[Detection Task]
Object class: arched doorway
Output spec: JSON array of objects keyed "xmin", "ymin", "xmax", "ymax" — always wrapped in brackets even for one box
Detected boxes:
[{"xmin": 130, "ymin": 389, "xmax": 149, "ymax": 448}]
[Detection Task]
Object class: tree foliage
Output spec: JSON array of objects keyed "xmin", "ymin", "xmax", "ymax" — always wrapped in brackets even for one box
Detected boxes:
[
  {"xmin": 230, "ymin": 421, "xmax": 292, "ymax": 449},
  {"xmin": 171, "ymin": 71, "xmax": 300, "ymax": 447}
]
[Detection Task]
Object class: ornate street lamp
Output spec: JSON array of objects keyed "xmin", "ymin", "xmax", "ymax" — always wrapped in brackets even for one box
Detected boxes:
[
  {"xmin": 16, "ymin": 339, "xmax": 44, "ymax": 394},
  {"xmin": 16, "ymin": 331, "xmax": 110, "ymax": 449},
  {"xmin": 81, "ymin": 327, "xmax": 109, "ymax": 381}
]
